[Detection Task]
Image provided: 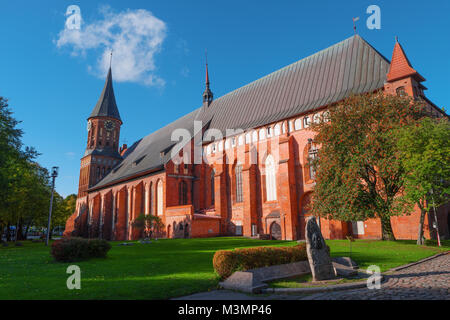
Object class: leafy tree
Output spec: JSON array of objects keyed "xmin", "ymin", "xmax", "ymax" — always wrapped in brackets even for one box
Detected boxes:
[
  {"xmin": 132, "ymin": 214, "xmax": 165, "ymax": 239},
  {"xmin": 395, "ymin": 117, "xmax": 450, "ymax": 245},
  {"xmin": 311, "ymin": 92, "xmax": 425, "ymax": 240}
]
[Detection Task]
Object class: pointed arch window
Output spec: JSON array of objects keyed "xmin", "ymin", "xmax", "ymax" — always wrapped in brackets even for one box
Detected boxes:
[
  {"xmin": 211, "ymin": 169, "xmax": 215, "ymax": 205},
  {"xmin": 396, "ymin": 86, "xmax": 406, "ymax": 97},
  {"xmin": 179, "ymin": 181, "xmax": 188, "ymax": 205},
  {"xmin": 265, "ymin": 155, "xmax": 277, "ymax": 201},
  {"xmin": 156, "ymin": 180, "xmax": 163, "ymax": 216},
  {"xmin": 308, "ymin": 139, "xmax": 318, "ymax": 180},
  {"xmin": 235, "ymin": 164, "xmax": 243, "ymax": 203}
]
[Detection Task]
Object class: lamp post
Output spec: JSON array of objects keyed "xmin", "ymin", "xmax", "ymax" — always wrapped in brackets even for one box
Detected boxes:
[{"xmin": 45, "ymin": 166, "xmax": 59, "ymax": 246}]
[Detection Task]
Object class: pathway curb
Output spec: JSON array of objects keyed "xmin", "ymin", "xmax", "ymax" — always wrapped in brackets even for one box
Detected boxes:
[
  {"xmin": 387, "ymin": 251, "xmax": 449, "ymax": 272},
  {"xmin": 260, "ymin": 275, "xmax": 385, "ymax": 294}
]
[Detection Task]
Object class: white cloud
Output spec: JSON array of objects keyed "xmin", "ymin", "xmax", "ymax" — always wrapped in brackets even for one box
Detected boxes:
[{"xmin": 56, "ymin": 6, "xmax": 167, "ymax": 86}]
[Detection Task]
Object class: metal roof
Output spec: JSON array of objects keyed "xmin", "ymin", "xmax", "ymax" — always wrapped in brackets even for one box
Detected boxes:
[
  {"xmin": 89, "ymin": 35, "xmax": 390, "ymax": 191},
  {"xmin": 197, "ymin": 35, "xmax": 390, "ymax": 132},
  {"xmin": 89, "ymin": 67, "xmax": 122, "ymax": 121}
]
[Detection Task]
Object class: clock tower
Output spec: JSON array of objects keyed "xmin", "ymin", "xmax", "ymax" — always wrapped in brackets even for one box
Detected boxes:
[{"xmin": 78, "ymin": 67, "xmax": 123, "ymax": 197}]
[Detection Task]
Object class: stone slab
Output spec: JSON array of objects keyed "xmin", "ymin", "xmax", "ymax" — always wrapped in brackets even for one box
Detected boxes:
[
  {"xmin": 219, "ymin": 260, "xmax": 311, "ymax": 293},
  {"xmin": 332, "ymin": 257, "xmax": 358, "ymax": 270}
]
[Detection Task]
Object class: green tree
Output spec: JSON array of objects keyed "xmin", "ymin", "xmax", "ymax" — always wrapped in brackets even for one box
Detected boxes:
[
  {"xmin": 396, "ymin": 117, "xmax": 450, "ymax": 245},
  {"xmin": 311, "ymin": 92, "xmax": 425, "ymax": 240},
  {"xmin": 132, "ymin": 214, "xmax": 165, "ymax": 239}
]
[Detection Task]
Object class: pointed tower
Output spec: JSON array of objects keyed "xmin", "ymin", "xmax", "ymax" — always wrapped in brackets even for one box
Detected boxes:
[
  {"xmin": 384, "ymin": 37, "xmax": 427, "ymax": 98},
  {"xmin": 202, "ymin": 53, "xmax": 213, "ymax": 107},
  {"xmin": 77, "ymin": 67, "xmax": 123, "ymax": 197}
]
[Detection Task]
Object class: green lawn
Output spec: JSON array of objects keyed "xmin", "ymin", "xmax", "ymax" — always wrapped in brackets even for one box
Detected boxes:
[{"xmin": 0, "ymin": 237, "xmax": 448, "ymax": 299}]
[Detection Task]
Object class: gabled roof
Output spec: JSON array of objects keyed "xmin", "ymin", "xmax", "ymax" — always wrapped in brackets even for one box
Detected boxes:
[
  {"xmin": 197, "ymin": 35, "xmax": 390, "ymax": 133},
  {"xmin": 89, "ymin": 67, "xmax": 122, "ymax": 121},
  {"xmin": 89, "ymin": 35, "xmax": 391, "ymax": 191},
  {"xmin": 91, "ymin": 109, "xmax": 201, "ymax": 189},
  {"xmin": 386, "ymin": 40, "xmax": 425, "ymax": 82}
]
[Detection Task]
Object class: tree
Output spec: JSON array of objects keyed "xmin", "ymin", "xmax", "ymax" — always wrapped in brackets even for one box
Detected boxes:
[
  {"xmin": 132, "ymin": 214, "xmax": 165, "ymax": 239},
  {"xmin": 396, "ymin": 117, "xmax": 450, "ymax": 245},
  {"xmin": 311, "ymin": 92, "xmax": 425, "ymax": 240}
]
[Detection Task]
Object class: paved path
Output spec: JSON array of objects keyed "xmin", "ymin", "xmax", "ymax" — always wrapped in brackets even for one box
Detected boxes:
[
  {"xmin": 177, "ymin": 253, "xmax": 449, "ymax": 300},
  {"xmin": 303, "ymin": 252, "xmax": 449, "ymax": 300}
]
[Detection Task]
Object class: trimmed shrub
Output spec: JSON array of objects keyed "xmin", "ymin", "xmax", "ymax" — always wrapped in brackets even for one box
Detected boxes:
[
  {"xmin": 213, "ymin": 243, "xmax": 307, "ymax": 279},
  {"xmin": 51, "ymin": 237, "xmax": 111, "ymax": 262},
  {"xmin": 87, "ymin": 239, "xmax": 112, "ymax": 258}
]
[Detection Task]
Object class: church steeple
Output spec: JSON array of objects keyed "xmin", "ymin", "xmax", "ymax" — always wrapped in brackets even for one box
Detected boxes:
[
  {"xmin": 78, "ymin": 65, "xmax": 123, "ymax": 197},
  {"xmin": 202, "ymin": 51, "xmax": 213, "ymax": 107},
  {"xmin": 89, "ymin": 67, "xmax": 122, "ymax": 121},
  {"xmin": 384, "ymin": 37, "xmax": 426, "ymax": 99}
]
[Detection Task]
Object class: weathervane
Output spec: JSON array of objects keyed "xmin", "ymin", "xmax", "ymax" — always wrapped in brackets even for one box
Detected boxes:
[
  {"xmin": 109, "ymin": 49, "xmax": 113, "ymax": 68},
  {"xmin": 352, "ymin": 17, "xmax": 360, "ymax": 34}
]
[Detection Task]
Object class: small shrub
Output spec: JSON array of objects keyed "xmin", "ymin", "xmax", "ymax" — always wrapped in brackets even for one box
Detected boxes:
[
  {"xmin": 213, "ymin": 243, "xmax": 307, "ymax": 279},
  {"xmin": 88, "ymin": 239, "xmax": 112, "ymax": 258},
  {"xmin": 51, "ymin": 237, "xmax": 111, "ymax": 262}
]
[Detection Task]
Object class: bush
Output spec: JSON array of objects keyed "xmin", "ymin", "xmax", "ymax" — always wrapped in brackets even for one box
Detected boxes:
[
  {"xmin": 51, "ymin": 237, "xmax": 111, "ymax": 262},
  {"xmin": 213, "ymin": 243, "xmax": 307, "ymax": 279}
]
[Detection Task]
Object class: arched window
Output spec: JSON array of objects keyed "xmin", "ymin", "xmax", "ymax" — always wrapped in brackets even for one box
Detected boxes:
[
  {"xmin": 303, "ymin": 116, "xmax": 311, "ymax": 128},
  {"xmin": 313, "ymin": 114, "xmax": 321, "ymax": 124},
  {"xmin": 259, "ymin": 128, "xmax": 265, "ymax": 140},
  {"xmin": 245, "ymin": 132, "xmax": 251, "ymax": 144},
  {"xmin": 211, "ymin": 169, "xmax": 215, "ymax": 205},
  {"xmin": 156, "ymin": 180, "xmax": 163, "ymax": 216},
  {"xmin": 144, "ymin": 185, "xmax": 149, "ymax": 215},
  {"xmin": 396, "ymin": 86, "xmax": 406, "ymax": 97},
  {"xmin": 294, "ymin": 118, "xmax": 302, "ymax": 130},
  {"xmin": 179, "ymin": 181, "xmax": 188, "ymax": 205},
  {"xmin": 308, "ymin": 143, "xmax": 318, "ymax": 180},
  {"xmin": 238, "ymin": 135, "xmax": 244, "ymax": 146},
  {"xmin": 252, "ymin": 131, "xmax": 258, "ymax": 143},
  {"xmin": 235, "ymin": 164, "xmax": 243, "ymax": 203},
  {"xmin": 274, "ymin": 124, "xmax": 281, "ymax": 136},
  {"xmin": 149, "ymin": 182, "xmax": 154, "ymax": 215},
  {"xmin": 265, "ymin": 155, "xmax": 277, "ymax": 201}
]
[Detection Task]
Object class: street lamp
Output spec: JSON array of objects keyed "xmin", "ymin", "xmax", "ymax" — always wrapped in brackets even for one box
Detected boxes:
[{"xmin": 45, "ymin": 166, "xmax": 59, "ymax": 246}]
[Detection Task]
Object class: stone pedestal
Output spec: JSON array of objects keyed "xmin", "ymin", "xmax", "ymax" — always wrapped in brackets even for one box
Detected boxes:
[{"xmin": 306, "ymin": 216, "xmax": 336, "ymax": 281}]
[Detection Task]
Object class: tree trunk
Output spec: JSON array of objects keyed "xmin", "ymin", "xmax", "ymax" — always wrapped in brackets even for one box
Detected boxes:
[
  {"xmin": 417, "ymin": 205, "xmax": 426, "ymax": 245},
  {"xmin": 16, "ymin": 219, "xmax": 25, "ymax": 241},
  {"xmin": 6, "ymin": 223, "xmax": 11, "ymax": 242},
  {"xmin": 380, "ymin": 214, "xmax": 396, "ymax": 241}
]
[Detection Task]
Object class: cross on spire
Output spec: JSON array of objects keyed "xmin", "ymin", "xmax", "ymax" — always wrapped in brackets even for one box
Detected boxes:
[
  {"xmin": 202, "ymin": 49, "xmax": 213, "ymax": 107},
  {"xmin": 352, "ymin": 17, "xmax": 360, "ymax": 35}
]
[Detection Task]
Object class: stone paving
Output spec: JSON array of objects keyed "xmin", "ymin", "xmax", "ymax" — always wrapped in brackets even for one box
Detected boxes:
[
  {"xmin": 303, "ymin": 252, "xmax": 450, "ymax": 300},
  {"xmin": 177, "ymin": 253, "xmax": 450, "ymax": 300}
]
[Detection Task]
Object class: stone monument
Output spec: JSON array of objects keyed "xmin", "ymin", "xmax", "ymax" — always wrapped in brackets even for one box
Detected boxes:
[{"xmin": 305, "ymin": 216, "xmax": 336, "ymax": 281}]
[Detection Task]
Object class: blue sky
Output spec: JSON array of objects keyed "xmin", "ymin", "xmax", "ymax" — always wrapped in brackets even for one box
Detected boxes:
[{"xmin": 1, "ymin": 0, "xmax": 449, "ymax": 197}]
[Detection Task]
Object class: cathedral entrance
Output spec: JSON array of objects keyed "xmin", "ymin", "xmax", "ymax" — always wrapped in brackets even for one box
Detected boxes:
[{"xmin": 270, "ymin": 222, "xmax": 282, "ymax": 240}]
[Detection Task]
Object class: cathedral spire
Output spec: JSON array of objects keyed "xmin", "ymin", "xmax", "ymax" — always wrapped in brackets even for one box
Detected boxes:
[
  {"xmin": 203, "ymin": 50, "xmax": 213, "ymax": 107},
  {"xmin": 386, "ymin": 38, "xmax": 425, "ymax": 83},
  {"xmin": 89, "ymin": 66, "xmax": 122, "ymax": 122}
]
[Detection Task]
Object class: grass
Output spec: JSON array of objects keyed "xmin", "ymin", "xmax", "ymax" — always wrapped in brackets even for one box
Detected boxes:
[
  {"xmin": 0, "ymin": 237, "xmax": 448, "ymax": 299},
  {"xmin": 325, "ymin": 239, "xmax": 449, "ymax": 272}
]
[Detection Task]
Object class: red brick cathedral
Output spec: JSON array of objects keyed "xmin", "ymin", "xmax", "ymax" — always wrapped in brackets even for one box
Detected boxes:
[{"xmin": 65, "ymin": 35, "xmax": 449, "ymax": 241}]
